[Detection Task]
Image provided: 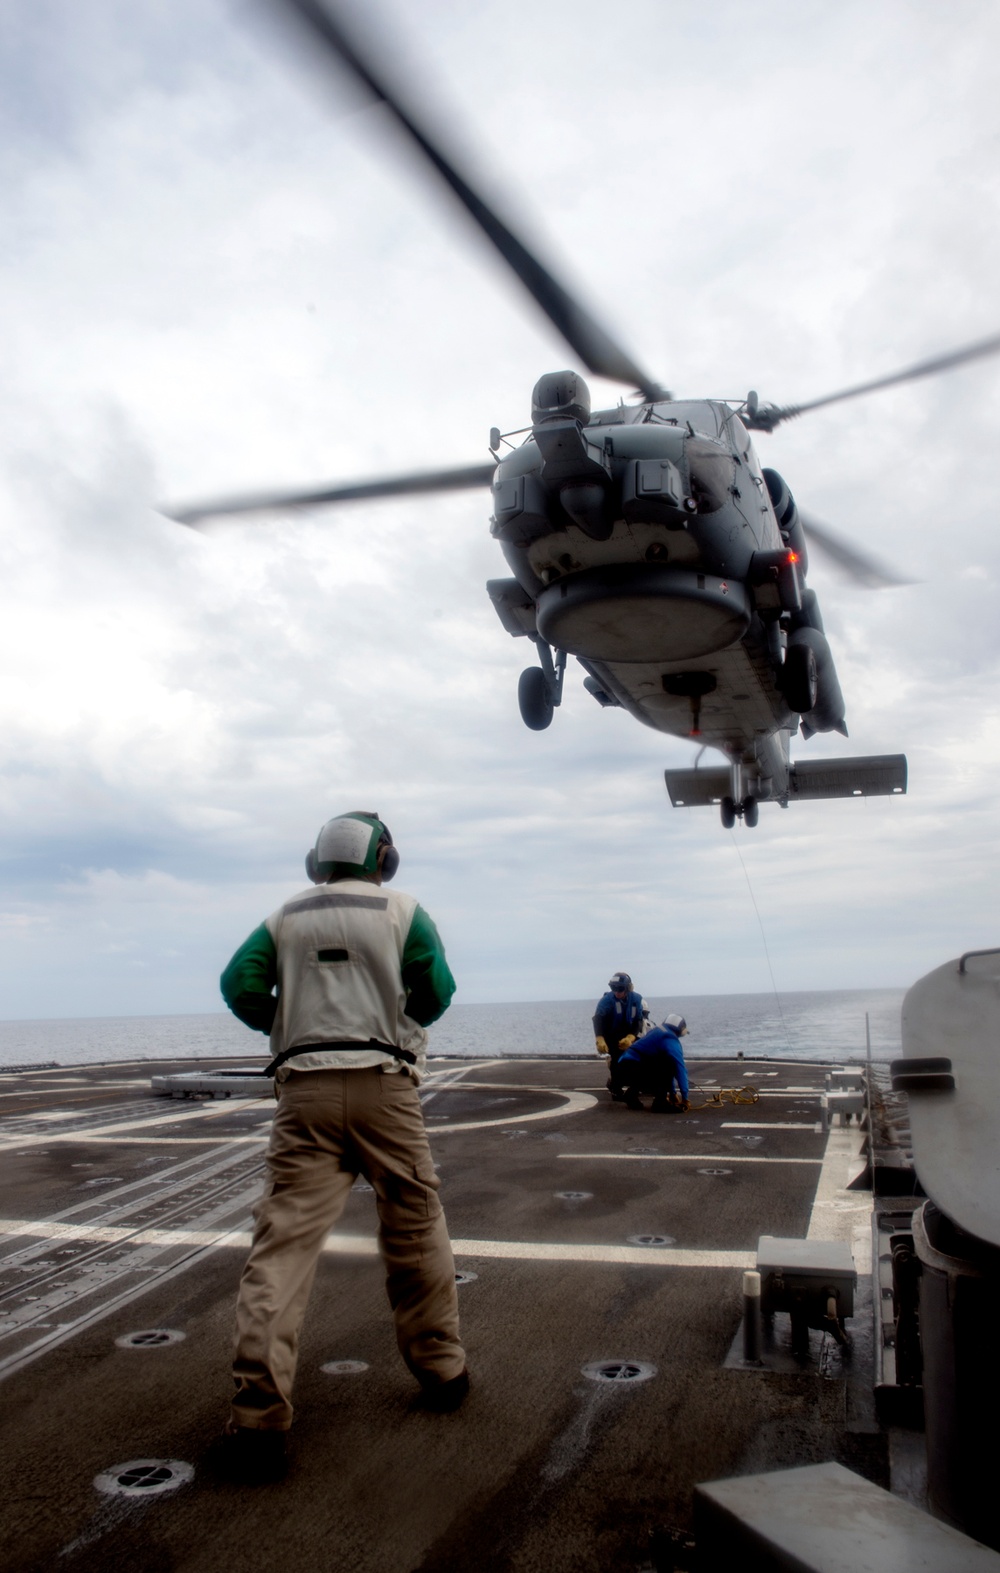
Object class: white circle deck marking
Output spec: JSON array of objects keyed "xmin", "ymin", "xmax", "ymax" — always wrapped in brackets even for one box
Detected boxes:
[
  {"xmin": 697, "ymin": 1167, "xmax": 733, "ymax": 1176},
  {"xmin": 115, "ymin": 1328, "xmax": 186, "ymax": 1349},
  {"xmin": 454, "ymin": 1270, "xmax": 478, "ymax": 1285},
  {"xmin": 321, "ymin": 1359, "xmax": 368, "ymax": 1375},
  {"xmin": 555, "ymin": 1191, "xmax": 592, "ymax": 1202},
  {"xmin": 94, "ymin": 1459, "xmax": 193, "ymax": 1498},
  {"xmin": 627, "ymin": 1234, "xmax": 676, "ymax": 1247},
  {"xmin": 581, "ymin": 1360, "xmax": 657, "ymax": 1384},
  {"xmin": 421, "ymin": 1084, "xmax": 596, "ymax": 1134}
]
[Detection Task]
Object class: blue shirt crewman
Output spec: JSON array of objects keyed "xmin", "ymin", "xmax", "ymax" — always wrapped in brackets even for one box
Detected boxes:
[
  {"xmin": 593, "ymin": 972, "xmax": 650, "ymax": 1101},
  {"xmin": 615, "ymin": 1014, "xmax": 690, "ymax": 1112}
]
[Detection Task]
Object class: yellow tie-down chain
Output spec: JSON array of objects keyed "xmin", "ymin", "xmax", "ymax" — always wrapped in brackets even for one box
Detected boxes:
[{"xmin": 686, "ymin": 1084, "xmax": 760, "ymax": 1112}]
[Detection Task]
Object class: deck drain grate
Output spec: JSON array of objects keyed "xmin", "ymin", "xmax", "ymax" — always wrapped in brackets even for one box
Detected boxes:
[
  {"xmin": 697, "ymin": 1167, "xmax": 733, "ymax": 1176},
  {"xmin": 116, "ymin": 1329, "xmax": 186, "ymax": 1349},
  {"xmin": 627, "ymin": 1234, "xmax": 675, "ymax": 1247},
  {"xmin": 582, "ymin": 1360, "xmax": 657, "ymax": 1384},
  {"xmin": 95, "ymin": 1459, "xmax": 193, "ymax": 1498},
  {"xmin": 555, "ymin": 1191, "xmax": 592, "ymax": 1202},
  {"xmin": 454, "ymin": 1270, "xmax": 479, "ymax": 1285},
  {"xmin": 321, "ymin": 1359, "xmax": 369, "ymax": 1375}
]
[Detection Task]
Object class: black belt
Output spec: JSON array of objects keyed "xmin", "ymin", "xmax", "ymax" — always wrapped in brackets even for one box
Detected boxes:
[{"xmin": 263, "ymin": 1039, "xmax": 417, "ymax": 1077}]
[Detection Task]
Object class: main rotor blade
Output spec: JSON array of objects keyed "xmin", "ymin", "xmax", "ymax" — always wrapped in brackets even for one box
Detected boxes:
[
  {"xmin": 166, "ymin": 462, "xmax": 496, "ymax": 527},
  {"xmin": 746, "ymin": 330, "xmax": 1000, "ymax": 430},
  {"xmin": 799, "ymin": 510, "xmax": 914, "ymax": 590},
  {"xmin": 274, "ymin": 0, "xmax": 666, "ymax": 400}
]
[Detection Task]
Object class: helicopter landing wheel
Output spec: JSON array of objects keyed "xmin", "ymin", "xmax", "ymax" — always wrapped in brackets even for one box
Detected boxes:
[
  {"xmin": 720, "ymin": 795, "xmax": 737, "ymax": 830},
  {"xmin": 518, "ymin": 666, "xmax": 554, "ymax": 730},
  {"xmin": 742, "ymin": 796, "xmax": 759, "ymax": 828}
]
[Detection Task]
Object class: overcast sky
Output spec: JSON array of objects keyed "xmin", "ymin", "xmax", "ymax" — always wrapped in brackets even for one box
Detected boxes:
[{"xmin": 1, "ymin": 0, "xmax": 999, "ymax": 1019}]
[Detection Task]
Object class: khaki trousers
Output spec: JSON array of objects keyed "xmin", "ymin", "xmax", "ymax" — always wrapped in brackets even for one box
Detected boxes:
[{"xmin": 231, "ymin": 1066, "xmax": 464, "ymax": 1430}]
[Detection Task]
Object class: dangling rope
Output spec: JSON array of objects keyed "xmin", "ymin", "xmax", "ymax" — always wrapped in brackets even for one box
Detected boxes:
[
  {"xmin": 686, "ymin": 1084, "xmax": 760, "ymax": 1111},
  {"xmin": 728, "ymin": 830, "xmax": 791, "ymax": 1056}
]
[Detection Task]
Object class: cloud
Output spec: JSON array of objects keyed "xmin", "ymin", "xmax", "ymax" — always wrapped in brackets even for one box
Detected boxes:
[{"xmin": 0, "ymin": 0, "xmax": 999, "ymax": 1020}]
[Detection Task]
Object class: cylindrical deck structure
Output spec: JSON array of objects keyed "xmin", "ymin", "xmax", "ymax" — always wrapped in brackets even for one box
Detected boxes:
[{"xmin": 914, "ymin": 1201, "xmax": 1000, "ymax": 1548}]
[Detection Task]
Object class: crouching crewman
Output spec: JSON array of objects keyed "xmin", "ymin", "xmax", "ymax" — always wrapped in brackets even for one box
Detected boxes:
[{"xmin": 613, "ymin": 1014, "xmax": 691, "ymax": 1113}]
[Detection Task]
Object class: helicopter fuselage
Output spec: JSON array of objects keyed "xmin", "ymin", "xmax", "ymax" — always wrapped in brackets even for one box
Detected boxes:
[{"xmin": 487, "ymin": 392, "xmax": 846, "ymax": 808}]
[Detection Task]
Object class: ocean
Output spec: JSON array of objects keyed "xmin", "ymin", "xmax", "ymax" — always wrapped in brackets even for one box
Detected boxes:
[{"xmin": 0, "ymin": 989, "xmax": 904, "ymax": 1070}]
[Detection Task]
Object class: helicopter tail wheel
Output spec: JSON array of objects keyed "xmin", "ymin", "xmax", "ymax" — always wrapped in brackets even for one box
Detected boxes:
[
  {"xmin": 743, "ymin": 796, "xmax": 759, "ymax": 828},
  {"xmin": 780, "ymin": 642, "xmax": 819, "ymax": 714},
  {"xmin": 720, "ymin": 796, "xmax": 737, "ymax": 830},
  {"xmin": 518, "ymin": 666, "xmax": 555, "ymax": 730}
]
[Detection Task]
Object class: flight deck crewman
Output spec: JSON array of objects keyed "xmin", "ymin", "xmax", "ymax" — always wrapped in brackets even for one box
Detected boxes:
[
  {"xmin": 593, "ymin": 972, "xmax": 650, "ymax": 1101},
  {"xmin": 217, "ymin": 811, "xmax": 468, "ymax": 1483},
  {"xmin": 615, "ymin": 1014, "xmax": 691, "ymax": 1112}
]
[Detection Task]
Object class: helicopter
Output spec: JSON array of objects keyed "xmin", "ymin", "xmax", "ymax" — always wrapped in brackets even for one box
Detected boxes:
[{"xmin": 168, "ymin": 0, "xmax": 1000, "ymax": 830}]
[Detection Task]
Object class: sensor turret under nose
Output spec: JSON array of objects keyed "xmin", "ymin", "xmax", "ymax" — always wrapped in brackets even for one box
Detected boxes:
[{"xmin": 531, "ymin": 371, "xmax": 592, "ymax": 427}]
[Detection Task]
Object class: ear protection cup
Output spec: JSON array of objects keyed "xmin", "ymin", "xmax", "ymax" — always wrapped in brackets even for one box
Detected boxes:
[
  {"xmin": 305, "ymin": 848, "xmax": 321, "ymax": 884},
  {"xmin": 379, "ymin": 843, "xmax": 400, "ymax": 882}
]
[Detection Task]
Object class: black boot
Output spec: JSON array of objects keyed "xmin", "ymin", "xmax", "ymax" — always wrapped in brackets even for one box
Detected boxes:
[{"xmin": 214, "ymin": 1423, "xmax": 289, "ymax": 1485}]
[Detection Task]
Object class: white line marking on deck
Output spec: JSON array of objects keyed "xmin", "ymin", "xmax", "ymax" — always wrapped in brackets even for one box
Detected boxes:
[
  {"xmin": 427, "ymin": 1087, "xmax": 597, "ymax": 1132},
  {"xmin": 0, "ymin": 1218, "xmax": 754, "ymax": 1271},
  {"xmin": 559, "ymin": 1154, "xmax": 822, "ymax": 1165},
  {"xmin": 448, "ymin": 1239, "xmax": 753, "ymax": 1268},
  {"xmin": 0, "ymin": 1100, "xmax": 268, "ymax": 1151},
  {"xmin": 41, "ymin": 1134, "xmax": 269, "ymax": 1146},
  {"xmin": 0, "ymin": 1064, "xmax": 593, "ymax": 1150},
  {"xmin": 806, "ymin": 1125, "xmax": 873, "ymax": 1272},
  {"xmin": 0, "ymin": 1220, "xmax": 251, "ymax": 1382},
  {"xmin": 736, "ymin": 1090, "xmax": 821, "ymax": 1099},
  {"xmin": 420, "ymin": 1060, "xmax": 506, "ymax": 1106},
  {"xmin": 721, "ymin": 1122, "xmax": 817, "ymax": 1130}
]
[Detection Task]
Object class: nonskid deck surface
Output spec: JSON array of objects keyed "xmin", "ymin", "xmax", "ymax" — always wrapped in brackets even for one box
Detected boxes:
[{"xmin": 0, "ymin": 1056, "xmax": 874, "ymax": 1573}]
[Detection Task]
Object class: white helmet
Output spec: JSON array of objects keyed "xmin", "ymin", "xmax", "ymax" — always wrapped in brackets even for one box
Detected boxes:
[{"xmin": 305, "ymin": 812, "xmax": 399, "ymax": 884}]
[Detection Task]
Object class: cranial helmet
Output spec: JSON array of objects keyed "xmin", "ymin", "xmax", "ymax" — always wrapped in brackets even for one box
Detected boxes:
[
  {"xmin": 664, "ymin": 1014, "xmax": 688, "ymax": 1035},
  {"xmin": 609, "ymin": 972, "xmax": 633, "ymax": 992},
  {"xmin": 305, "ymin": 812, "xmax": 399, "ymax": 884}
]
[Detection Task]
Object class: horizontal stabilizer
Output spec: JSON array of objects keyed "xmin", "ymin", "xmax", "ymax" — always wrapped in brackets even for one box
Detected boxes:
[
  {"xmin": 664, "ymin": 768, "xmax": 730, "ymax": 807},
  {"xmin": 664, "ymin": 754, "xmax": 907, "ymax": 809},
  {"xmin": 787, "ymin": 754, "xmax": 907, "ymax": 800}
]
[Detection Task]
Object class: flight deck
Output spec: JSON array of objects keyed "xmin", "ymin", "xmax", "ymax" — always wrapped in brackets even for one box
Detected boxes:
[{"xmin": 0, "ymin": 1054, "xmax": 890, "ymax": 1572}]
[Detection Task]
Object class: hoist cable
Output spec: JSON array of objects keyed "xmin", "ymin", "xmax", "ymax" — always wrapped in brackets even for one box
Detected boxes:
[{"xmin": 728, "ymin": 831, "xmax": 791, "ymax": 1056}]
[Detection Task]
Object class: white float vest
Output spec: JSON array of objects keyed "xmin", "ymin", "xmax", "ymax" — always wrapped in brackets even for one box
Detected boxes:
[{"xmin": 265, "ymin": 879, "xmax": 428, "ymax": 1078}]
